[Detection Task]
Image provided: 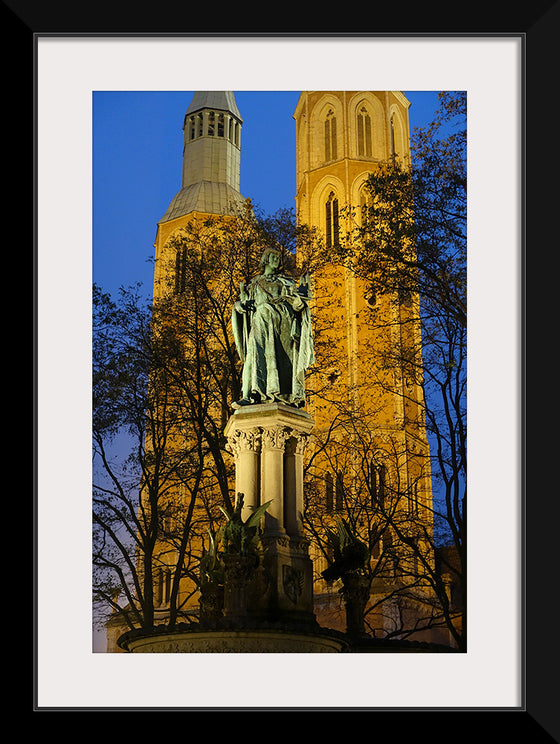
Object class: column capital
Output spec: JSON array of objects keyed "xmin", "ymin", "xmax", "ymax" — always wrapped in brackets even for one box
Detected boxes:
[
  {"xmin": 226, "ymin": 427, "xmax": 262, "ymax": 457},
  {"xmin": 286, "ymin": 432, "xmax": 310, "ymax": 456},
  {"xmin": 261, "ymin": 425, "xmax": 292, "ymax": 451}
]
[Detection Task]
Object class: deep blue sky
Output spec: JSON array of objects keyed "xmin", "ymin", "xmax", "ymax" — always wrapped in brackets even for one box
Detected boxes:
[{"xmin": 93, "ymin": 91, "xmax": 441, "ymax": 300}]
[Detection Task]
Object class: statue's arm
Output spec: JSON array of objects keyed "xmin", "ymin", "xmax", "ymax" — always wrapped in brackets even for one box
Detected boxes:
[{"xmin": 235, "ymin": 280, "xmax": 255, "ymax": 313}]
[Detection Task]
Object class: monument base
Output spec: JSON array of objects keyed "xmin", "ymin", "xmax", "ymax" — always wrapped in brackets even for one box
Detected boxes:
[
  {"xmin": 257, "ymin": 534, "xmax": 315, "ymax": 624},
  {"xmin": 224, "ymin": 402, "xmax": 315, "ymax": 624},
  {"xmin": 118, "ymin": 621, "xmax": 349, "ymax": 653},
  {"xmin": 116, "ymin": 623, "xmax": 454, "ymax": 654}
]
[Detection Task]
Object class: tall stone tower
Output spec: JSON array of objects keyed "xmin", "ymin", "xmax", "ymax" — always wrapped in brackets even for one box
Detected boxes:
[
  {"xmin": 106, "ymin": 92, "xmax": 248, "ymax": 652},
  {"xmin": 293, "ymin": 92, "xmax": 436, "ymax": 636},
  {"xmin": 153, "ymin": 91, "xmax": 246, "ymax": 300}
]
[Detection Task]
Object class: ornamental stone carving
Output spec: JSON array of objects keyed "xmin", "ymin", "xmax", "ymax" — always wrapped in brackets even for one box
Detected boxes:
[
  {"xmin": 226, "ymin": 427, "xmax": 262, "ymax": 457},
  {"xmin": 222, "ymin": 402, "xmax": 316, "ymax": 624},
  {"xmin": 285, "ymin": 433, "xmax": 310, "ymax": 456},
  {"xmin": 283, "ymin": 565, "xmax": 305, "ymax": 604},
  {"xmin": 261, "ymin": 425, "xmax": 292, "ymax": 451}
]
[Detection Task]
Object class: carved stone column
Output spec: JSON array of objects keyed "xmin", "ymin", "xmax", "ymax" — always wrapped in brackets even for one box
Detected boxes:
[
  {"xmin": 226, "ymin": 427, "xmax": 261, "ymax": 522},
  {"xmin": 223, "ymin": 402, "xmax": 316, "ymax": 623},
  {"xmin": 261, "ymin": 425, "xmax": 291, "ymax": 535},
  {"xmin": 284, "ymin": 433, "xmax": 309, "ymax": 536}
]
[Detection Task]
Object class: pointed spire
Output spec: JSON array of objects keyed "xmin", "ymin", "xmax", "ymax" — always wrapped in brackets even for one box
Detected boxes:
[
  {"xmin": 185, "ymin": 91, "xmax": 242, "ymax": 123},
  {"xmin": 160, "ymin": 91, "xmax": 244, "ymax": 223}
]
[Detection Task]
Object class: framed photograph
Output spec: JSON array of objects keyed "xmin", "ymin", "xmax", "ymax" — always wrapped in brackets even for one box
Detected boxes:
[{"xmin": 20, "ymin": 7, "xmax": 551, "ymax": 732}]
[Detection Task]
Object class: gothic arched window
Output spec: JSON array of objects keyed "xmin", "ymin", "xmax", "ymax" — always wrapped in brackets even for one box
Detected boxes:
[
  {"xmin": 325, "ymin": 191, "xmax": 339, "ymax": 249},
  {"xmin": 357, "ymin": 105, "xmax": 372, "ymax": 157},
  {"xmin": 324, "ymin": 109, "xmax": 337, "ymax": 161}
]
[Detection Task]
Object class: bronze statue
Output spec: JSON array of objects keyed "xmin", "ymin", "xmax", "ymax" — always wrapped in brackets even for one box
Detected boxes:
[
  {"xmin": 321, "ymin": 516, "xmax": 370, "ymax": 582},
  {"xmin": 232, "ymin": 247, "xmax": 314, "ymax": 408},
  {"xmin": 218, "ymin": 493, "xmax": 272, "ymax": 556}
]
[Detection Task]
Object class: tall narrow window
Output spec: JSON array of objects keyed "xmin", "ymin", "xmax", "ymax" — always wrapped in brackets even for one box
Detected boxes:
[
  {"xmin": 217, "ymin": 113, "xmax": 224, "ymax": 137},
  {"xmin": 370, "ymin": 462, "xmax": 387, "ymax": 510},
  {"xmin": 325, "ymin": 472, "xmax": 334, "ymax": 513},
  {"xmin": 175, "ymin": 246, "xmax": 187, "ymax": 295},
  {"xmin": 155, "ymin": 568, "xmax": 163, "ymax": 604},
  {"xmin": 197, "ymin": 113, "xmax": 203, "ymax": 137},
  {"xmin": 324, "ymin": 109, "xmax": 337, "ymax": 161},
  {"xmin": 325, "ymin": 192, "xmax": 339, "ymax": 249},
  {"xmin": 335, "ymin": 471, "xmax": 344, "ymax": 511},
  {"xmin": 369, "ymin": 460, "xmax": 377, "ymax": 507},
  {"xmin": 390, "ymin": 115, "xmax": 396, "ymax": 158},
  {"xmin": 164, "ymin": 569, "xmax": 172, "ymax": 603},
  {"xmin": 377, "ymin": 465, "xmax": 386, "ymax": 509},
  {"xmin": 207, "ymin": 111, "xmax": 215, "ymax": 136},
  {"xmin": 411, "ymin": 482, "xmax": 420, "ymax": 516},
  {"xmin": 188, "ymin": 116, "xmax": 196, "ymax": 140},
  {"xmin": 357, "ymin": 106, "xmax": 372, "ymax": 156}
]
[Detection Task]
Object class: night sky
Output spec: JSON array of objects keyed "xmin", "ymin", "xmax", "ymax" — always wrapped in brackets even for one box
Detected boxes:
[{"xmin": 92, "ymin": 90, "xmax": 442, "ymax": 300}]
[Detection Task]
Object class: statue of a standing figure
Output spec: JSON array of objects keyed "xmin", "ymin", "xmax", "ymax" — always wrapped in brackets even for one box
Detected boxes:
[{"xmin": 232, "ymin": 247, "xmax": 314, "ymax": 409}]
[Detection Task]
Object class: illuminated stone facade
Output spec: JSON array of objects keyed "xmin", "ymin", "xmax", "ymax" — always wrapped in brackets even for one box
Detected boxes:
[{"xmin": 293, "ymin": 92, "xmax": 437, "ymax": 637}]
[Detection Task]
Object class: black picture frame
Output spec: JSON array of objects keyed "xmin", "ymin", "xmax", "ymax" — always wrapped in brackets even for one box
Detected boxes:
[{"xmin": 18, "ymin": 1, "xmax": 556, "ymax": 735}]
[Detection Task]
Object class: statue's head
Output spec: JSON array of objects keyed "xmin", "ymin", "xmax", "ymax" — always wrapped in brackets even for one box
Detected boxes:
[{"xmin": 260, "ymin": 247, "xmax": 282, "ymax": 272}]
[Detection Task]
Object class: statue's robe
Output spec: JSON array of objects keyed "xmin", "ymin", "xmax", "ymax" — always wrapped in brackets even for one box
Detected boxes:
[{"xmin": 232, "ymin": 273, "xmax": 314, "ymax": 407}]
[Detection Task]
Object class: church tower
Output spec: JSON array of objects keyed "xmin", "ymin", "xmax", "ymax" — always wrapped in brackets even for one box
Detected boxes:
[
  {"xmin": 153, "ymin": 91, "xmax": 246, "ymax": 301},
  {"xmin": 294, "ymin": 91, "xmax": 411, "ymax": 229},
  {"xmin": 294, "ymin": 92, "xmax": 436, "ymax": 635},
  {"xmin": 106, "ymin": 92, "xmax": 248, "ymax": 652}
]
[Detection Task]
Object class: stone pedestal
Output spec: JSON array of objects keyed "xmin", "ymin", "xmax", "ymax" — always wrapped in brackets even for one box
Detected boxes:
[
  {"xmin": 222, "ymin": 553, "xmax": 258, "ymax": 622},
  {"xmin": 224, "ymin": 402, "xmax": 315, "ymax": 624},
  {"xmin": 199, "ymin": 582, "xmax": 224, "ymax": 624}
]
